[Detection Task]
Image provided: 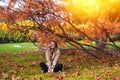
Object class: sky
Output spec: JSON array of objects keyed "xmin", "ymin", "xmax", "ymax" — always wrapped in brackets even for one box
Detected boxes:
[
  {"xmin": 0, "ymin": 0, "xmax": 24, "ymax": 9},
  {"xmin": 0, "ymin": 0, "xmax": 10, "ymax": 7},
  {"xmin": 0, "ymin": 0, "xmax": 61, "ymax": 9}
]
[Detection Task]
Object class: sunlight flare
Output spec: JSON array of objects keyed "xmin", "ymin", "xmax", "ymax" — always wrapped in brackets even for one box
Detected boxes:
[{"xmin": 65, "ymin": 0, "xmax": 120, "ymax": 18}]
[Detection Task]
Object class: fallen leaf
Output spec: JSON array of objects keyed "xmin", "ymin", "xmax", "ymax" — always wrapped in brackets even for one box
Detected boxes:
[
  {"xmin": 1, "ymin": 72, "xmax": 8, "ymax": 79},
  {"xmin": 96, "ymin": 74, "xmax": 103, "ymax": 80},
  {"xmin": 106, "ymin": 70, "xmax": 112, "ymax": 76},
  {"xmin": 55, "ymin": 72, "xmax": 66, "ymax": 80},
  {"xmin": 72, "ymin": 71, "xmax": 80, "ymax": 76},
  {"xmin": 30, "ymin": 61, "xmax": 37, "ymax": 66},
  {"xmin": 63, "ymin": 64, "xmax": 69, "ymax": 70},
  {"xmin": 11, "ymin": 75, "xmax": 20, "ymax": 80},
  {"xmin": 113, "ymin": 76, "xmax": 120, "ymax": 80},
  {"xmin": 11, "ymin": 70, "xmax": 17, "ymax": 74}
]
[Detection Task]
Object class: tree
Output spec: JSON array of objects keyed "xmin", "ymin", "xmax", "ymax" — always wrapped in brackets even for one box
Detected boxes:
[{"xmin": 0, "ymin": 0, "xmax": 120, "ymax": 58}]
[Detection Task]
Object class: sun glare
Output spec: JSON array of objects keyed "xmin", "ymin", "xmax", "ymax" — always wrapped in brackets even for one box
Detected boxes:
[{"xmin": 66, "ymin": 0, "xmax": 120, "ymax": 18}]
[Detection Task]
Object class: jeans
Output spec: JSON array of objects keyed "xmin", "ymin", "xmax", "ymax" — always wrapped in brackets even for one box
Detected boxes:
[{"xmin": 39, "ymin": 62, "xmax": 63, "ymax": 73}]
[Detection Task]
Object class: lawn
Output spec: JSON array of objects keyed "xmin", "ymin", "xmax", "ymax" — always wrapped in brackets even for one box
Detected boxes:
[
  {"xmin": 0, "ymin": 43, "xmax": 120, "ymax": 80},
  {"xmin": 0, "ymin": 42, "xmax": 37, "ymax": 54}
]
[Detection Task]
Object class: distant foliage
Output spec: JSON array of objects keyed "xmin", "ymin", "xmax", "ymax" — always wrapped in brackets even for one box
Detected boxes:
[
  {"xmin": 0, "ymin": 30, "xmax": 26, "ymax": 43},
  {"xmin": 0, "ymin": 21, "xmax": 34, "ymax": 43}
]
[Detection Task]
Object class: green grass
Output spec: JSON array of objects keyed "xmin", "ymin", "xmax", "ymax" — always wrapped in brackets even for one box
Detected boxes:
[
  {"xmin": 81, "ymin": 41, "xmax": 120, "ymax": 49},
  {"xmin": 106, "ymin": 42, "xmax": 120, "ymax": 49},
  {"xmin": 0, "ymin": 42, "xmax": 37, "ymax": 54},
  {"xmin": 0, "ymin": 43, "xmax": 120, "ymax": 80}
]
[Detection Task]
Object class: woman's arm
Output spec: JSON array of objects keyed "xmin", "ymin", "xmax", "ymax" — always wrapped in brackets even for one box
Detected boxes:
[
  {"xmin": 45, "ymin": 49, "xmax": 52, "ymax": 67},
  {"xmin": 52, "ymin": 49, "xmax": 61, "ymax": 68}
]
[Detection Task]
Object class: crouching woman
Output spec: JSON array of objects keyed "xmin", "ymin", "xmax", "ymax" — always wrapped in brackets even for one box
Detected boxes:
[{"xmin": 40, "ymin": 41, "xmax": 63, "ymax": 73}]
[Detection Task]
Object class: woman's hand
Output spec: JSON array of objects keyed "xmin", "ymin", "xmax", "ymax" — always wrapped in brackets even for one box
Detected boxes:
[{"xmin": 48, "ymin": 66, "xmax": 54, "ymax": 73}]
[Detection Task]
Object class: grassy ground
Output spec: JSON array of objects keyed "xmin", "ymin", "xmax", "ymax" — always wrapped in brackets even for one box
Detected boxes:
[
  {"xmin": 0, "ymin": 42, "xmax": 37, "ymax": 54},
  {"xmin": 0, "ymin": 43, "xmax": 120, "ymax": 80}
]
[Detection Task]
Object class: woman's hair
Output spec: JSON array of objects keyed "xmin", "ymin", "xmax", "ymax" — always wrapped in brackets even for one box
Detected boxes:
[{"xmin": 50, "ymin": 41, "xmax": 58, "ymax": 48}]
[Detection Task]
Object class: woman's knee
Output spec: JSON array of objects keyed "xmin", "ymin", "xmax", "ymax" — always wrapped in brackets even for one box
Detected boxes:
[
  {"xmin": 57, "ymin": 63, "xmax": 63, "ymax": 68},
  {"xmin": 39, "ymin": 62, "xmax": 44, "ymax": 66},
  {"xmin": 39, "ymin": 62, "xmax": 47, "ymax": 67}
]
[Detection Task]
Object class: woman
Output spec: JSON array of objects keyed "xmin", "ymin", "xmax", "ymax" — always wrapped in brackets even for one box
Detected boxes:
[{"xmin": 40, "ymin": 41, "xmax": 63, "ymax": 73}]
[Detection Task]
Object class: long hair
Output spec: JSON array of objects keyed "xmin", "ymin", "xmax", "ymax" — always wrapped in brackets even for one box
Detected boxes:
[
  {"xmin": 51, "ymin": 41, "xmax": 58, "ymax": 48},
  {"xmin": 49, "ymin": 41, "xmax": 58, "ymax": 53}
]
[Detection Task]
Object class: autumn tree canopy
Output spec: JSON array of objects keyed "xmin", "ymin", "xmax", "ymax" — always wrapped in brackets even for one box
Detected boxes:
[{"xmin": 0, "ymin": 0, "xmax": 120, "ymax": 58}]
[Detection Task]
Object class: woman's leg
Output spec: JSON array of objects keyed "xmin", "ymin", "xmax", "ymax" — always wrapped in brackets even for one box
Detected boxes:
[
  {"xmin": 54, "ymin": 63, "xmax": 63, "ymax": 72},
  {"xmin": 39, "ymin": 62, "xmax": 48, "ymax": 73}
]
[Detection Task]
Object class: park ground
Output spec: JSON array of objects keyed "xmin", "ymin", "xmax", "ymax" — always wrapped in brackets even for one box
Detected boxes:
[{"xmin": 0, "ymin": 43, "xmax": 120, "ymax": 80}]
